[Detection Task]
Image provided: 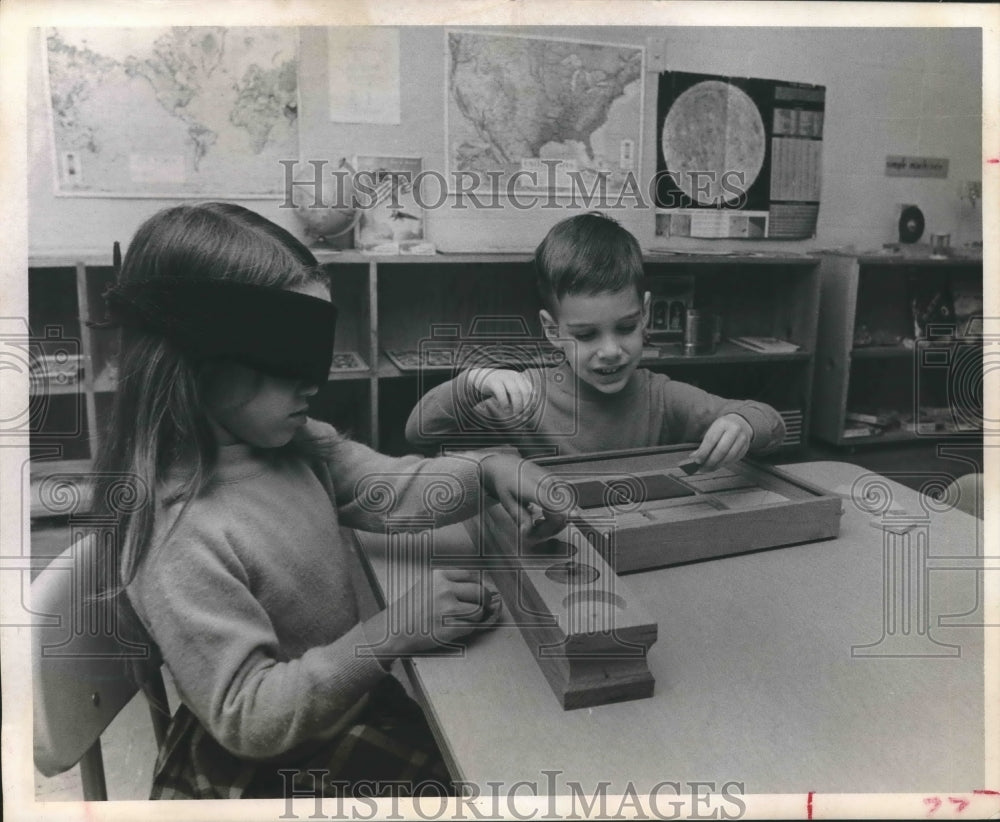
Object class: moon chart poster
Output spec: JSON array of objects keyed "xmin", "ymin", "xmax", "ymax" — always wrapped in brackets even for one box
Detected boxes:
[{"xmin": 655, "ymin": 71, "xmax": 825, "ymax": 240}]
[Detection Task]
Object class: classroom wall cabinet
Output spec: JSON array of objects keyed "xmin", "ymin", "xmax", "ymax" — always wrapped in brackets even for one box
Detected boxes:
[
  {"xmin": 27, "ymin": 251, "xmax": 822, "ymax": 493},
  {"xmin": 811, "ymin": 252, "xmax": 984, "ymax": 446}
]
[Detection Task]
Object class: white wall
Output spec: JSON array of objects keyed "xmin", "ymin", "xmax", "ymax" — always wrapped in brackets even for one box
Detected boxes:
[{"xmin": 27, "ymin": 25, "xmax": 984, "ymax": 257}]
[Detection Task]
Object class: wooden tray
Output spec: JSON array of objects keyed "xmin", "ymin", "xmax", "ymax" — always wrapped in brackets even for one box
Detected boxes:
[{"xmin": 534, "ymin": 445, "xmax": 843, "ymax": 573}]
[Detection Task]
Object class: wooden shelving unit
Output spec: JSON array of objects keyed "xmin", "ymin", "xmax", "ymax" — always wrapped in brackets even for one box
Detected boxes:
[
  {"xmin": 811, "ymin": 251, "xmax": 984, "ymax": 447},
  {"xmin": 28, "ymin": 249, "xmax": 823, "ymax": 513}
]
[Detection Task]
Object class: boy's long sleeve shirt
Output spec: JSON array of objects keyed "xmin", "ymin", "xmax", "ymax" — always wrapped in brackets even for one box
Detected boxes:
[{"xmin": 406, "ymin": 362, "xmax": 786, "ymax": 457}]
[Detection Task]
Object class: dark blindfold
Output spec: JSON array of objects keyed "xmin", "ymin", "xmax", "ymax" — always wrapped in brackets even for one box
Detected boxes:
[{"xmin": 101, "ymin": 278, "xmax": 336, "ymax": 385}]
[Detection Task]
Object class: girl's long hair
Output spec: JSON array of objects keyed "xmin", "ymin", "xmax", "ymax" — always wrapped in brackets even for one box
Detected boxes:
[{"xmin": 90, "ymin": 203, "xmax": 328, "ymax": 672}]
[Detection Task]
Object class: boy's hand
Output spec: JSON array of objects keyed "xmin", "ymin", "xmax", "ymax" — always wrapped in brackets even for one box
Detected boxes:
[
  {"xmin": 468, "ymin": 368, "xmax": 535, "ymax": 419},
  {"xmin": 688, "ymin": 413, "xmax": 753, "ymax": 472},
  {"xmin": 479, "ymin": 453, "xmax": 570, "ymax": 541}
]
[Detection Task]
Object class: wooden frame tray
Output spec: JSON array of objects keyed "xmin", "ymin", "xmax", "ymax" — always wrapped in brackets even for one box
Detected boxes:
[{"xmin": 534, "ymin": 445, "xmax": 843, "ymax": 573}]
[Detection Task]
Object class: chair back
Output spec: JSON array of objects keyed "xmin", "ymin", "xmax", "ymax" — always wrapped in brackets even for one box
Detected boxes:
[
  {"xmin": 945, "ymin": 472, "xmax": 984, "ymax": 519},
  {"xmin": 32, "ymin": 535, "xmax": 154, "ymax": 777}
]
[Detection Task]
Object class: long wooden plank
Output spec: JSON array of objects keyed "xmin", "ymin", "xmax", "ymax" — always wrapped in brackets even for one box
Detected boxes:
[{"xmin": 469, "ymin": 503, "xmax": 657, "ymax": 709}]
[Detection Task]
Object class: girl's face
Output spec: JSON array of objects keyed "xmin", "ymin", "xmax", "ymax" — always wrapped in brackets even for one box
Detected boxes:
[
  {"xmin": 540, "ymin": 287, "xmax": 650, "ymax": 395},
  {"xmin": 202, "ymin": 281, "xmax": 328, "ymax": 448}
]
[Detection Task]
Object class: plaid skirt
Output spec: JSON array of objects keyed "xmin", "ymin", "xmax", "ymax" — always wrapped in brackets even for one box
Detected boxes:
[{"xmin": 150, "ymin": 676, "xmax": 452, "ymax": 799}]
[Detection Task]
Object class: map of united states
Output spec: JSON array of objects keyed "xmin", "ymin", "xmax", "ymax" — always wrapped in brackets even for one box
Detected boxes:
[{"xmin": 447, "ymin": 32, "xmax": 643, "ymax": 191}]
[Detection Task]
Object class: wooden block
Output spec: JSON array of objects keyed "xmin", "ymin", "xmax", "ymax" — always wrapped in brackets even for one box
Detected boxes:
[
  {"xmin": 570, "ymin": 479, "xmax": 609, "ymax": 509},
  {"xmin": 630, "ymin": 474, "xmax": 694, "ymax": 501},
  {"xmin": 677, "ymin": 459, "xmax": 701, "ymax": 475},
  {"xmin": 682, "ymin": 474, "xmax": 758, "ymax": 493},
  {"xmin": 467, "ymin": 505, "xmax": 658, "ymax": 710},
  {"xmin": 644, "ymin": 500, "xmax": 719, "ymax": 523},
  {"xmin": 537, "ymin": 445, "xmax": 843, "ymax": 573},
  {"xmin": 712, "ymin": 488, "xmax": 789, "ymax": 508},
  {"xmin": 570, "ymin": 474, "xmax": 695, "ymax": 509}
]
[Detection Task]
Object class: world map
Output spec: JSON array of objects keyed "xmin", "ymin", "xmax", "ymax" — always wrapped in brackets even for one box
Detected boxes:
[
  {"xmin": 45, "ymin": 27, "xmax": 299, "ymax": 196},
  {"xmin": 446, "ymin": 32, "xmax": 644, "ymax": 192}
]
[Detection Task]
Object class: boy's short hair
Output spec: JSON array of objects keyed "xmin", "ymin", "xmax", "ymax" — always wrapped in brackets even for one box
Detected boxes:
[{"xmin": 535, "ymin": 212, "xmax": 644, "ymax": 313}]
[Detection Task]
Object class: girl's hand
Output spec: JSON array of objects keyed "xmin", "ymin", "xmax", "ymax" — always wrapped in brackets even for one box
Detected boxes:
[
  {"xmin": 380, "ymin": 569, "xmax": 501, "ymax": 657},
  {"xmin": 479, "ymin": 453, "xmax": 570, "ymax": 541},
  {"xmin": 468, "ymin": 368, "xmax": 535, "ymax": 419},
  {"xmin": 687, "ymin": 413, "xmax": 753, "ymax": 472}
]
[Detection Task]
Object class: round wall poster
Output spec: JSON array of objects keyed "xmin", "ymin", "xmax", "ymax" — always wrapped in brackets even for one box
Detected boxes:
[{"xmin": 661, "ymin": 80, "xmax": 766, "ymax": 206}]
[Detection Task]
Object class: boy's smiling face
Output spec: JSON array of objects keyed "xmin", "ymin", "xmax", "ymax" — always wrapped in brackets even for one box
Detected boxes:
[{"xmin": 540, "ymin": 287, "xmax": 651, "ymax": 394}]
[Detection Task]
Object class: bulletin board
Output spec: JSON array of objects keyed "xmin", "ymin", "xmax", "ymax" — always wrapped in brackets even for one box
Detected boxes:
[{"xmin": 654, "ymin": 71, "xmax": 825, "ymax": 240}]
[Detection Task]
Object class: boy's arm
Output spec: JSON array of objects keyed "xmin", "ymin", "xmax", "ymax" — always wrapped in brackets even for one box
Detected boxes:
[
  {"xmin": 404, "ymin": 370, "xmax": 484, "ymax": 447},
  {"xmin": 654, "ymin": 375, "xmax": 786, "ymax": 454},
  {"xmin": 726, "ymin": 400, "xmax": 786, "ymax": 453},
  {"xmin": 405, "ymin": 368, "xmax": 532, "ymax": 449}
]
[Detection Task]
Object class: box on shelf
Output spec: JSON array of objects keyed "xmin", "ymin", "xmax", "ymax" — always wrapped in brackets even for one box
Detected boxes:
[{"xmin": 646, "ymin": 276, "xmax": 693, "ymax": 341}]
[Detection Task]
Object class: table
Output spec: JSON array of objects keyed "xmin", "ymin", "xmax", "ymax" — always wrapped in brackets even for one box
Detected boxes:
[{"xmin": 352, "ymin": 462, "xmax": 987, "ymax": 795}]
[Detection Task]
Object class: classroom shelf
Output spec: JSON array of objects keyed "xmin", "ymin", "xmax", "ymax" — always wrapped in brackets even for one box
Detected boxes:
[
  {"xmin": 29, "ymin": 458, "xmax": 96, "ymax": 520},
  {"xmin": 315, "ymin": 250, "xmax": 535, "ymax": 266},
  {"xmin": 849, "ymin": 339, "xmax": 984, "ymax": 361},
  {"xmin": 642, "ymin": 342, "xmax": 812, "ymax": 366},
  {"xmin": 839, "ymin": 426, "xmax": 983, "ymax": 446},
  {"xmin": 325, "ymin": 369, "xmax": 372, "ymax": 381},
  {"xmin": 849, "ymin": 345, "xmax": 914, "ymax": 360},
  {"xmin": 27, "ymin": 249, "xmax": 823, "ymax": 484},
  {"xmin": 29, "ymin": 381, "xmax": 83, "ymax": 397},
  {"xmin": 853, "ymin": 252, "xmax": 984, "ymax": 267},
  {"xmin": 811, "ymin": 252, "xmax": 984, "ymax": 447}
]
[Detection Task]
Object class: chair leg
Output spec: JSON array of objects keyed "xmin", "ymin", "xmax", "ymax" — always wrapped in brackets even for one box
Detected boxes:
[
  {"xmin": 142, "ymin": 670, "xmax": 171, "ymax": 748},
  {"xmin": 78, "ymin": 740, "xmax": 108, "ymax": 801}
]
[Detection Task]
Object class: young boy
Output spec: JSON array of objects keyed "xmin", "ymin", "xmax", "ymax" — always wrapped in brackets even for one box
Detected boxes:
[{"xmin": 406, "ymin": 213, "xmax": 786, "ymax": 470}]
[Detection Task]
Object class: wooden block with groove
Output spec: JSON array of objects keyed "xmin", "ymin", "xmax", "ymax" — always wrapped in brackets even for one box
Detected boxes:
[{"xmin": 464, "ymin": 504, "xmax": 657, "ymax": 710}]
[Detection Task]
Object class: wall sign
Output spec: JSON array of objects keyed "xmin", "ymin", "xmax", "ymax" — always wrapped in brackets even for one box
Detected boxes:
[{"xmin": 885, "ymin": 156, "xmax": 949, "ymax": 178}]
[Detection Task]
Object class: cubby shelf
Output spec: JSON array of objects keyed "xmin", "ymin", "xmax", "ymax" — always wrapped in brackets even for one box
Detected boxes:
[
  {"xmin": 642, "ymin": 344, "xmax": 812, "ymax": 366},
  {"xmin": 28, "ymin": 250, "xmax": 823, "ymax": 497},
  {"xmin": 811, "ymin": 252, "xmax": 984, "ymax": 447}
]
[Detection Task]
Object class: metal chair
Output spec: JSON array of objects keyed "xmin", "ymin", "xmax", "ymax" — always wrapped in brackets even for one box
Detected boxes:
[
  {"xmin": 945, "ymin": 472, "xmax": 984, "ymax": 519},
  {"xmin": 32, "ymin": 535, "xmax": 170, "ymax": 800}
]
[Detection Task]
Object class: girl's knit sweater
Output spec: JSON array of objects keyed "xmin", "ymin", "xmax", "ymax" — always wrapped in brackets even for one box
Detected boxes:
[{"xmin": 128, "ymin": 419, "xmax": 485, "ymax": 760}]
